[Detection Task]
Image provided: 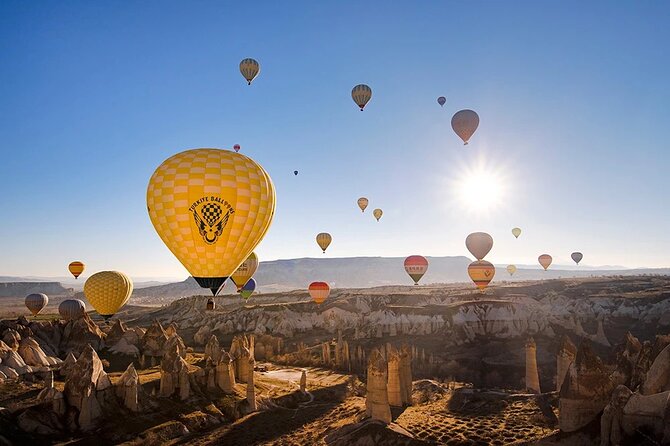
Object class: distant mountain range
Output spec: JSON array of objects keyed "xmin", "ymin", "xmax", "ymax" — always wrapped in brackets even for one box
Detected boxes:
[{"xmin": 2, "ymin": 256, "xmax": 668, "ymax": 299}]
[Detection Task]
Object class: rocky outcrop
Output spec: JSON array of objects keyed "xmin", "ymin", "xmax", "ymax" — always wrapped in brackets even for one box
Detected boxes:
[
  {"xmin": 18, "ymin": 336, "xmax": 61, "ymax": 368},
  {"xmin": 36, "ymin": 371, "xmax": 66, "ymax": 416},
  {"xmin": 387, "ymin": 347, "xmax": 402, "ymax": 407},
  {"xmin": 115, "ymin": 363, "xmax": 139, "ymax": 412},
  {"xmin": 230, "ymin": 335, "xmax": 254, "ymax": 384},
  {"xmin": 557, "ymin": 335, "xmax": 577, "ymax": 392},
  {"xmin": 246, "ymin": 357, "xmax": 257, "ymax": 412},
  {"xmin": 525, "ymin": 337, "xmax": 540, "ymax": 394},
  {"xmin": 366, "ymin": 348, "xmax": 391, "ymax": 424},
  {"xmin": 641, "ymin": 343, "xmax": 670, "ymax": 395},
  {"xmin": 59, "ymin": 352, "xmax": 77, "ymax": 378},
  {"xmin": 60, "ymin": 314, "xmax": 105, "ymax": 355},
  {"xmin": 300, "ymin": 369, "xmax": 307, "ymax": 392},
  {"xmin": 216, "ymin": 351, "xmax": 235, "ymax": 393},
  {"xmin": 399, "ymin": 344, "xmax": 412, "ymax": 405},
  {"xmin": 204, "ymin": 335, "xmax": 221, "ymax": 364},
  {"xmin": 105, "ymin": 319, "xmax": 128, "ymax": 346},
  {"xmin": 3, "ymin": 329, "xmax": 21, "ymax": 350},
  {"xmin": 159, "ymin": 341, "xmax": 190, "ymax": 400},
  {"xmin": 140, "ymin": 320, "xmax": 168, "ymax": 359}
]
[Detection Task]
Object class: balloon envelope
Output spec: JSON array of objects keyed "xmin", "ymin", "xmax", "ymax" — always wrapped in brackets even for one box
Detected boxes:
[
  {"xmin": 451, "ymin": 109, "xmax": 480, "ymax": 145},
  {"xmin": 351, "ymin": 84, "xmax": 372, "ymax": 110},
  {"xmin": 231, "ymin": 252, "xmax": 259, "ymax": 291},
  {"xmin": 309, "ymin": 281, "xmax": 330, "ymax": 304},
  {"xmin": 25, "ymin": 293, "xmax": 48, "ymax": 316},
  {"xmin": 147, "ymin": 148, "xmax": 276, "ymax": 295},
  {"xmin": 239, "ymin": 58, "xmax": 260, "ymax": 85},
  {"xmin": 512, "ymin": 228, "xmax": 521, "ymax": 239},
  {"xmin": 465, "ymin": 232, "xmax": 493, "ymax": 260},
  {"xmin": 404, "ymin": 255, "xmax": 429, "ymax": 285},
  {"xmin": 84, "ymin": 271, "xmax": 133, "ymax": 319},
  {"xmin": 506, "ymin": 265, "xmax": 517, "ymax": 276},
  {"xmin": 357, "ymin": 197, "xmax": 369, "ymax": 212},
  {"xmin": 69, "ymin": 261, "xmax": 85, "ymax": 279},
  {"xmin": 538, "ymin": 254, "xmax": 553, "ymax": 270},
  {"xmin": 437, "ymin": 96, "xmax": 446, "ymax": 107},
  {"xmin": 240, "ymin": 278, "xmax": 256, "ymax": 300},
  {"xmin": 468, "ymin": 260, "xmax": 495, "ymax": 290},
  {"xmin": 59, "ymin": 299, "xmax": 86, "ymax": 321},
  {"xmin": 373, "ymin": 208, "xmax": 383, "ymax": 221},
  {"xmin": 233, "ymin": 144, "xmax": 241, "ymax": 152},
  {"xmin": 571, "ymin": 252, "xmax": 583, "ymax": 265},
  {"xmin": 316, "ymin": 233, "xmax": 332, "ymax": 253}
]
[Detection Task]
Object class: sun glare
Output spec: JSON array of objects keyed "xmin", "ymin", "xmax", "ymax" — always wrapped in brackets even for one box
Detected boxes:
[{"xmin": 453, "ymin": 160, "xmax": 508, "ymax": 214}]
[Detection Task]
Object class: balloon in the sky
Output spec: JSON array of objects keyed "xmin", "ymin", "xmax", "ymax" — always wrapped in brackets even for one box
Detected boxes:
[
  {"xmin": 239, "ymin": 58, "xmax": 260, "ymax": 85},
  {"xmin": 231, "ymin": 252, "xmax": 259, "ymax": 291},
  {"xmin": 240, "ymin": 277, "xmax": 256, "ymax": 300},
  {"xmin": 352, "ymin": 84, "xmax": 372, "ymax": 111},
  {"xmin": 468, "ymin": 260, "xmax": 495, "ymax": 290},
  {"xmin": 506, "ymin": 264, "xmax": 517, "ymax": 276},
  {"xmin": 357, "ymin": 197, "xmax": 369, "ymax": 213},
  {"xmin": 233, "ymin": 144, "xmax": 241, "ymax": 152},
  {"xmin": 538, "ymin": 254, "xmax": 553, "ymax": 271},
  {"xmin": 571, "ymin": 252, "xmax": 583, "ymax": 265},
  {"xmin": 404, "ymin": 255, "xmax": 429, "ymax": 285},
  {"xmin": 308, "ymin": 281, "xmax": 330, "ymax": 304},
  {"xmin": 83, "ymin": 271, "xmax": 133, "ymax": 320},
  {"xmin": 512, "ymin": 228, "xmax": 522, "ymax": 239},
  {"xmin": 69, "ymin": 261, "xmax": 85, "ymax": 279},
  {"xmin": 437, "ymin": 96, "xmax": 446, "ymax": 107},
  {"xmin": 25, "ymin": 293, "xmax": 48, "ymax": 316},
  {"xmin": 316, "ymin": 233, "xmax": 332, "ymax": 253},
  {"xmin": 206, "ymin": 299, "xmax": 215, "ymax": 311},
  {"xmin": 451, "ymin": 109, "xmax": 480, "ymax": 145},
  {"xmin": 59, "ymin": 299, "xmax": 86, "ymax": 321},
  {"xmin": 147, "ymin": 148, "xmax": 276, "ymax": 295},
  {"xmin": 373, "ymin": 208, "xmax": 383, "ymax": 221},
  {"xmin": 465, "ymin": 232, "xmax": 493, "ymax": 260},
  {"xmin": 294, "ymin": 170, "xmax": 298, "ymax": 176}
]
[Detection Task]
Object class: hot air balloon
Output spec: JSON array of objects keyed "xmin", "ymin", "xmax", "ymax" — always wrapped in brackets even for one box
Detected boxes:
[
  {"xmin": 571, "ymin": 252, "xmax": 583, "ymax": 265},
  {"xmin": 538, "ymin": 254, "xmax": 552, "ymax": 271},
  {"xmin": 231, "ymin": 252, "xmax": 259, "ymax": 291},
  {"xmin": 239, "ymin": 58, "xmax": 260, "ymax": 85},
  {"xmin": 437, "ymin": 96, "xmax": 446, "ymax": 107},
  {"xmin": 25, "ymin": 293, "xmax": 48, "ymax": 316},
  {"xmin": 233, "ymin": 144, "xmax": 241, "ymax": 152},
  {"xmin": 316, "ymin": 233, "xmax": 332, "ymax": 253},
  {"xmin": 240, "ymin": 278, "xmax": 256, "ymax": 300},
  {"xmin": 468, "ymin": 260, "xmax": 495, "ymax": 290},
  {"xmin": 451, "ymin": 109, "xmax": 480, "ymax": 145},
  {"xmin": 206, "ymin": 299, "xmax": 215, "ymax": 311},
  {"xmin": 465, "ymin": 232, "xmax": 493, "ymax": 260},
  {"xmin": 147, "ymin": 148, "xmax": 276, "ymax": 295},
  {"xmin": 373, "ymin": 208, "xmax": 383, "ymax": 221},
  {"xmin": 294, "ymin": 170, "xmax": 298, "ymax": 176},
  {"xmin": 351, "ymin": 84, "xmax": 372, "ymax": 111},
  {"xmin": 309, "ymin": 281, "xmax": 330, "ymax": 304},
  {"xmin": 83, "ymin": 271, "xmax": 133, "ymax": 320},
  {"xmin": 404, "ymin": 255, "xmax": 429, "ymax": 285},
  {"xmin": 59, "ymin": 299, "xmax": 86, "ymax": 321},
  {"xmin": 512, "ymin": 228, "xmax": 521, "ymax": 239},
  {"xmin": 357, "ymin": 197, "xmax": 369, "ymax": 212},
  {"xmin": 507, "ymin": 265, "xmax": 517, "ymax": 276},
  {"xmin": 69, "ymin": 261, "xmax": 85, "ymax": 279}
]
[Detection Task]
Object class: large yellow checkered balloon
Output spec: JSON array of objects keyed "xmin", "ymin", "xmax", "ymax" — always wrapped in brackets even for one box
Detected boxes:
[
  {"xmin": 147, "ymin": 148, "xmax": 276, "ymax": 295},
  {"xmin": 83, "ymin": 271, "xmax": 133, "ymax": 320}
]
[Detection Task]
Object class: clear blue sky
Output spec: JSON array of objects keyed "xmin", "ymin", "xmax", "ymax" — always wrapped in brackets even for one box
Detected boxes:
[{"xmin": 1, "ymin": 1, "xmax": 669, "ymax": 279}]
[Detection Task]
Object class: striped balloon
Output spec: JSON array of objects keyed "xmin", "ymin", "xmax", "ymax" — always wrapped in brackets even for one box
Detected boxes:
[
  {"xmin": 468, "ymin": 260, "xmax": 495, "ymax": 290},
  {"xmin": 351, "ymin": 84, "xmax": 372, "ymax": 111},
  {"xmin": 239, "ymin": 58, "xmax": 260, "ymax": 85},
  {"xmin": 538, "ymin": 254, "xmax": 553, "ymax": 271},
  {"xmin": 316, "ymin": 233, "xmax": 332, "ymax": 253},
  {"xmin": 404, "ymin": 255, "xmax": 429, "ymax": 285},
  {"xmin": 25, "ymin": 293, "xmax": 48, "ymax": 316},
  {"xmin": 69, "ymin": 261, "xmax": 85, "ymax": 279},
  {"xmin": 240, "ymin": 277, "xmax": 256, "ymax": 300},
  {"xmin": 451, "ymin": 109, "xmax": 480, "ymax": 145},
  {"xmin": 309, "ymin": 282, "xmax": 330, "ymax": 304},
  {"xmin": 59, "ymin": 299, "xmax": 86, "ymax": 321}
]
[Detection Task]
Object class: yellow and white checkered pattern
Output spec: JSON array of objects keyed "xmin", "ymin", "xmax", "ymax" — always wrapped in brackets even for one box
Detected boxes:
[
  {"xmin": 147, "ymin": 148, "xmax": 276, "ymax": 279},
  {"xmin": 83, "ymin": 271, "xmax": 133, "ymax": 317}
]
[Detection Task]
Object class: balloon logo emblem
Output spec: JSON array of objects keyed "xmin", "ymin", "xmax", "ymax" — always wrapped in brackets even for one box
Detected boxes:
[{"xmin": 191, "ymin": 198, "xmax": 235, "ymax": 245}]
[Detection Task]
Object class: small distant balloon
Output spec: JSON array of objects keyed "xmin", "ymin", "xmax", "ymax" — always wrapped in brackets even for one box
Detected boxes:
[
  {"xmin": 316, "ymin": 233, "xmax": 332, "ymax": 253},
  {"xmin": 404, "ymin": 255, "xmax": 429, "ymax": 285},
  {"xmin": 25, "ymin": 293, "xmax": 48, "ymax": 316},
  {"xmin": 571, "ymin": 252, "xmax": 583, "ymax": 265},
  {"xmin": 538, "ymin": 254, "xmax": 553, "ymax": 271},
  {"xmin": 357, "ymin": 197, "xmax": 369, "ymax": 213},
  {"xmin": 506, "ymin": 265, "xmax": 517, "ymax": 276},
  {"xmin": 233, "ymin": 144, "xmax": 241, "ymax": 152},
  {"xmin": 69, "ymin": 261, "xmax": 85, "ymax": 279},
  {"xmin": 468, "ymin": 260, "xmax": 495, "ymax": 291},
  {"xmin": 309, "ymin": 281, "xmax": 330, "ymax": 304},
  {"xmin": 231, "ymin": 252, "xmax": 259, "ymax": 291},
  {"xmin": 451, "ymin": 109, "xmax": 480, "ymax": 145},
  {"xmin": 294, "ymin": 170, "xmax": 298, "ymax": 176},
  {"xmin": 512, "ymin": 228, "xmax": 522, "ymax": 239},
  {"xmin": 240, "ymin": 278, "xmax": 256, "ymax": 300},
  {"xmin": 240, "ymin": 58, "xmax": 260, "ymax": 85},
  {"xmin": 373, "ymin": 208, "xmax": 383, "ymax": 221},
  {"xmin": 437, "ymin": 96, "xmax": 446, "ymax": 107},
  {"xmin": 465, "ymin": 232, "xmax": 493, "ymax": 260},
  {"xmin": 352, "ymin": 84, "xmax": 372, "ymax": 111}
]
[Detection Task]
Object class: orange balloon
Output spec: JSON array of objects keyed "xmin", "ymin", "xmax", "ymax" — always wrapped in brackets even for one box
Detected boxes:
[
  {"xmin": 468, "ymin": 260, "xmax": 495, "ymax": 290},
  {"xmin": 308, "ymin": 282, "xmax": 330, "ymax": 304},
  {"xmin": 538, "ymin": 254, "xmax": 553, "ymax": 271}
]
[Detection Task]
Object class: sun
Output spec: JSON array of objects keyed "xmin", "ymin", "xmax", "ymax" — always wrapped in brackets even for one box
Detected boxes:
[{"xmin": 453, "ymin": 160, "xmax": 507, "ymax": 214}]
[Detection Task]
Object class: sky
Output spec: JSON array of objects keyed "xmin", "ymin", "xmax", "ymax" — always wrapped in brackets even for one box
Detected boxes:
[{"xmin": 1, "ymin": 1, "xmax": 669, "ymax": 279}]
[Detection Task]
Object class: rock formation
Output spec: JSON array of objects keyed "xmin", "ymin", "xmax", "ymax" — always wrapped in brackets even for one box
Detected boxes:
[
  {"xmin": 399, "ymin": 344, "xmax": 413, "ymax": 405},
  {"xmin": 105, "ymin": 319, "xmax": 128, "ymax": 345},
  {"xmin": 387, "ymin": 347, "xmax": 402, "ymax": 407},
  {"xmin": 60, "ymin": 314, "xmax": 106, "ymax": 355},
  {"xmin": 641, "ymin": 343, "xmax": 670, "ymax": 395},
  {"xmin": 365, "ymin": 348, "xmax": 391, "ymax": 424},
  {"xmin": 230, "ymin": 335, "xmax": 253, "ymax": 383},
  {"xmin": 204, "ymin": 335, "xmax": 221, "ymax": 364},
  {"xmin": 59, "ymin": 352, "xmax": 77, "ymax": 378},
  {"xmin": 556, "ymin": 335, "xmax": 576, "ymax": 392},
  {"xmin": 159, "ymin": 341, "xmax": 190, "ymax": 400},
  {"xmin": 525, "ymin": 337, "xmax": 540, "ymax": 393},
  {"xmin": 300, "ymin": 369, "xmax": 307, "ymax": 392},
  {"xmin": 246, "ymin": 357, "xmax": 257, "ymax": 411},
  {"xmin": 115, "ymin": 363, "xmax": 139, "ymax": 412},
  {"xmin": 216, "ymin": 350, "xmax": 236, "ymax": 393},
  {"xmin": 36, "ymin": 370, "xmax": 66, "ymax": 416},
  {"xmin": 140, "ymin": 320, "xmax": 169, "ymax": 364}
]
